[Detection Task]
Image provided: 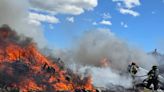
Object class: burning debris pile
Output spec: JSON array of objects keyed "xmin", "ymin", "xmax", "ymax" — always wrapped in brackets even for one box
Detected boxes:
[{"xmin": 0, "ymin": 25, "xmax": 95, "ymax": 92}]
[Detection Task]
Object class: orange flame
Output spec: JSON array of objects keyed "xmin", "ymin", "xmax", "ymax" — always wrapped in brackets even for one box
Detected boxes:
[{"xmin": 0, "ymin": 27, "xmax": 95, "ymax": 91}]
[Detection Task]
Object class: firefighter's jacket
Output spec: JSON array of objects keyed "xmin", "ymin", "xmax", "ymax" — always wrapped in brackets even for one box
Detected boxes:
[
  {"xmin": 131, "ymin": 65, "xmax": 138, "ymax": 74},
  {"xmin": 147, "ymin": 69, "xmax": 159, "ymax": 80}
]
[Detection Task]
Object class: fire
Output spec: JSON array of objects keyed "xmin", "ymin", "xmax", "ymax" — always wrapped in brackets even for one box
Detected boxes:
[
  {"xmin": 83, "ymin": 75, "xmax": 94, "ymax": 90},
  {"xmin": 100, "ymin": 57, "xmax": 110, "ymax": 67},
  {"xmin": 0, "ymin": 25, "xmax": 95, "ymax": 92},
  {"xmin": 19, "ymin": 79, "xmax": 43, "ymax": 92}
]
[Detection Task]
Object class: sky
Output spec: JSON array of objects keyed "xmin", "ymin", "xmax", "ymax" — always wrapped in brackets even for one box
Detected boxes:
[{"xmin": 28, "ymin": 0, "xmax": 164, "ymax": 52}]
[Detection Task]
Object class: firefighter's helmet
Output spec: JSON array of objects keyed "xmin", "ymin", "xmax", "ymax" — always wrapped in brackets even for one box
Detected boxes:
[
  {"xmin": 131, "ymin": 62, "xmax": 136, "ymax": 65},
  {"xmin": 152, "ymin": 65, "xmax": 157, "ymax": 70}
]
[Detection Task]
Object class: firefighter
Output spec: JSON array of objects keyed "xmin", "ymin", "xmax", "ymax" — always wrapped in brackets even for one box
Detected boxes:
[
  {"xmin": 146, "ymin": 65, "xmax": 159, "ymax": 91},
  {"xmin": 128, "ymin": 62, "xmax": 139, "ymax": 79},
  {"xmin": 128, "ymin": 62, "xmax": 139, "ymax": 90}
]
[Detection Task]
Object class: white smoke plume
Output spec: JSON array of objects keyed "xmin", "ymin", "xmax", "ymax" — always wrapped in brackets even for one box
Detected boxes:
[
  {"xmin": 57, "ymin": 28, "xmax": 157, "ymax": 71},
  {"xmin": 69, "ymin": 64, "xmax": 133, "ymax": 88},
  {"xmin": 0, "ymin": 0, "xmax": 47, "ymax": 48}
]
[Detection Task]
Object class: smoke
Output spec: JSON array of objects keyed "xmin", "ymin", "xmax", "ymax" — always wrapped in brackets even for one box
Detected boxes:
[
  {"xmin": 69, "ymin": 64, "xmax": 132, "ymax": 88},
  {"xmin": 0, "ymin": 0, "xmax": 47, "ymax": 48},
  {"xmin": 89, "ymin": 67, "xmax": 132, "ymax": 88},
  {"xmin": 158, "ymin": 40, "xmax": 164, "ymax": 54},
  {"xmin": 57, "ymin": 28, "xmax": 157, "ymax": 71},
  {"xmin": 0, "ymin": 25, "xmax": 34, "ymax": 47}
]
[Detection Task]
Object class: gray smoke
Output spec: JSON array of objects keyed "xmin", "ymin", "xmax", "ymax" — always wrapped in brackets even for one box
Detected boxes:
[
  {"xmin": 57, "ymin": 28, "xmax": 157, "ymax": 71},
  {"xmin": 0, "ymin": 0, "xmax": 47, "ymax": 48}
]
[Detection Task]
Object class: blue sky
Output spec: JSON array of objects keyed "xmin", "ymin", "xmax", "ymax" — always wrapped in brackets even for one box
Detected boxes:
[{"xmin": 29, "ymin": 0, "xmax": 164, "ymax": 52}]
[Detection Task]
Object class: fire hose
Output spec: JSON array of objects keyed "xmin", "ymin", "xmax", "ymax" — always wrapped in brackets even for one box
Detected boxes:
[{"xmin": 134, "ymin": 75, "xmax": 147, "ymax": 77}]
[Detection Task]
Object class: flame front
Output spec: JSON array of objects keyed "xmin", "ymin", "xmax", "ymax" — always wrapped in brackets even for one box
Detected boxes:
[{"xmin": 0, "ymin": 26, "xmax": 95, "ymax": 92}]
